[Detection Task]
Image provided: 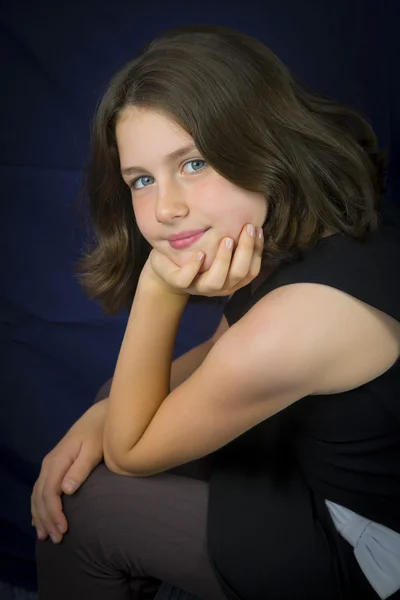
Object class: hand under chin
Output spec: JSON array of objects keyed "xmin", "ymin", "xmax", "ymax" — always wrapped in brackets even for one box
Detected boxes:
[
  {"xmin": 198, "ymin": 260, "xmax": 212, "ymax": 274},
  {"xmin": 167, "ymin": 251, "xmax": 213, "ymax": 273}
]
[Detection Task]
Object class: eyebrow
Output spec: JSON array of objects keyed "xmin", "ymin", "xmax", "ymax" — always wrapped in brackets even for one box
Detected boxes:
[{"xmin": 120, "ymin": 143, "xmax": 198, "ymax": 178}]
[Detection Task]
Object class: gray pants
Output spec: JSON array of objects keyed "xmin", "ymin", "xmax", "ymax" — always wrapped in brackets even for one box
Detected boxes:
[{"xmin": 35, "ymin": 457, "xmax": 228, "ymax": 600}]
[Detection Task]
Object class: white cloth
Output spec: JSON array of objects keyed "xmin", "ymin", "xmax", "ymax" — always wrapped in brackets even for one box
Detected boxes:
[{"xmin": 326, "ymin": 500, "xmax": 400, "ymax": 599}]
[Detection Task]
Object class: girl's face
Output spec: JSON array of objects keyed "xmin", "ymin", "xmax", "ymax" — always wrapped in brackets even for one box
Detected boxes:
[{"xmin": 116, "ymin": 107, "xmax": 267, "ymax": 272}]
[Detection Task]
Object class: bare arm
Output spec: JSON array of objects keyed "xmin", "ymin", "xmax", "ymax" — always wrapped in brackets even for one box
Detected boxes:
[
  {"xmin": 94, "ymin": 314, "xmax": 229, "ymax": 403},
  {"xmin": 30, "ymin": 313, "xmax": 229, "ymax": 543},
  {"xmin": 106, "ymin": 282, "xmax": 400, "ymax": 477}
]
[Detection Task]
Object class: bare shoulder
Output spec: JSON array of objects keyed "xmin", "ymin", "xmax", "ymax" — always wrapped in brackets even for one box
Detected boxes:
[
  {"xmin": 112, "ymin": 283, "xmax": 399, "ymax": 476},
  {"xmin": 214, "ymin": 282, "xmax": 400, "ymax": 395}
]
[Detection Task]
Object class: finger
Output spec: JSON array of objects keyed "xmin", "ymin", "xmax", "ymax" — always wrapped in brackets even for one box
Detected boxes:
[
  {"xmin": 196, "ymin": 238, "xmax": 234, "ymax": 293},
  {"xmin": 249, "ymin": 227, "xmax": 264, "ymax": 277},
  {"xmin": 150, "ymin": 249, "xmax": 205, "ymax": 291},
  {"xmin": 35, "ymin": 454, "xmax": 74, "ymax": 541},
  {"xmin": 243, "ymin": 226, "xmax": 264, "ymax": 281},
  {"xmin": 41, "ymin": 492, "xmax": 67, "ymax": 543},
  {"xmin": 227, "ymin": 224, "xmax": 258, "ymax": 282},
  {"xmin": 172, "ymin": 251, "xmax": 206, "ymax": 289},
  {"xmin": 41, "ymin": 440, "xmax": 103, "ymax": 542},
  {"xmin": 31, "ymin": 469, "xmax": 51, "ymax": 541},
  {"xmin": 31, "ymin": 496, "xmax": 48, "ymax": 541},
  {"xmin": 62, "ymin": 444, "xmax": 101, "ymax": 495}
]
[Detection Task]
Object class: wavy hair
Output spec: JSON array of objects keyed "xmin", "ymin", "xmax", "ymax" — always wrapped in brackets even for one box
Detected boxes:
[{"xmin": 76, "ymin": 24, "xmax": 387, "ymax": 314}]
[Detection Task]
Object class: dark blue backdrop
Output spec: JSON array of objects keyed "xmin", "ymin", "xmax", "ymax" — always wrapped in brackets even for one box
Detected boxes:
[{"xmin": 1, "ymin": 0, "xmax": 398, "ymax": 591}]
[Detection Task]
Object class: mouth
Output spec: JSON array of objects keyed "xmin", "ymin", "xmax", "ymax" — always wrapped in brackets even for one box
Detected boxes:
[{"xmin": 168, "ymin": 228, "xmax": 209, "ymax": 250}]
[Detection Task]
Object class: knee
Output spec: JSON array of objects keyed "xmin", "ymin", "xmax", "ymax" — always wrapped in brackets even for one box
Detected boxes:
[
  {"xmin": 61, "ymin": 462, "xmax": 121, "ymax": 558},
  {"xmin": 60, "ymin": 461, "xmax": 154, "ymax": 574},
  {"xmin": 36, "ymin": 463, "xmax": 133, "ymax": 596}
]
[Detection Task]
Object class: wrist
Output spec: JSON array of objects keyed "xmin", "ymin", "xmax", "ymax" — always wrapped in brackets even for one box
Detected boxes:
[
  {"xmin": 84, "ymin": 398, "xmax": 108, "ymax": 423},
  {"xmin": 137, "ymin": 266, "xmax": 190, "ymax": 306},
  {"xmin": 67, "ymin": 400, "xmax": 106, "ymax": 440}
]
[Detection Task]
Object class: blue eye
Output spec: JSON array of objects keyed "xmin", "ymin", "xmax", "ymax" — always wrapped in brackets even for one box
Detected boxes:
[
  {"xmin": 131, "ymin": 175, "xmax": 155, "ymax": 190},
  {"xmin": 129, "ymin": 159, "xmax": 207, "ymax": 190},
  {"xmin": 182, "ymin": 159, "xmax": 208, "ymax": 174}
]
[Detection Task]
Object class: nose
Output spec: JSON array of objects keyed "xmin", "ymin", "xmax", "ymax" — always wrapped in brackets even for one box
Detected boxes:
[{"xmin": 155, "ymin": 183, "xmax": 189, "ymax": 224}]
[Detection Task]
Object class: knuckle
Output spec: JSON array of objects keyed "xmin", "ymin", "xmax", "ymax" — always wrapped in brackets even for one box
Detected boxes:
[
  {"xmin": 30, "ymin": 504, "xmax": 37, "ymax": 521},
  {"xmin": 35, "ymin": 491, "xmax": 48, "ymax": 514},
  {"xmin": 176, "ymin": 277, "xmax": 190, "ymax": 289},
  {"xmin": 42, "ymin": 452, "xmax": 55, "ymax": 469},
  {"xmin": 31, "ymin": 484, "xmax": 42, "ymax": 509},
  {"xmin": 196, "ymin": 284, "xmax": 209, "ymax": 295},
  {"xmin": 230, "ymin": 269, "xmax": 248, "ymax": 282},
  {"xmin": 42, "ymin": 450, "xmax": 54, "ymax": 464},
  {"xmin": 35, "ymin": 510, "xmax": 49, "ymax": 533},
  {"xmin": 30, "ymin": 498, "xmax": 37, "ymax": 516},
  {"xmin": 39, "ymin": 499, "xmax": 56, "ymax": 524},
  {"xmin": 42, "ymin": 487, "xmax": 62, "ymax": 518},
  {"xmin": 33, "ymin": 515, "xmax": 42, "ymax": 530},
  {"xmin": 198, "ymin": 284, "xmax": 215, "ymax": 295},
  {"xmin": 40, "ymin": 518, "xmax": 54, "ymax": 535},
  {"xmin": 249, "ymin": 267, "xmax": 260, "ymax": 280}
]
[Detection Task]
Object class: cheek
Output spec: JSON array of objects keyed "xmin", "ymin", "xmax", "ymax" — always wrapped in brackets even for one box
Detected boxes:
[
  {"xmin": 201, "ymin": 180, "xmax": 266, "ymax": 227},
  {"xmin": 132, "ymin": 203, "xmax": 153, "ymax": 241},
  {"xmin": 230, "ymin": 192, "xmax": 267, "ymax": 228}
]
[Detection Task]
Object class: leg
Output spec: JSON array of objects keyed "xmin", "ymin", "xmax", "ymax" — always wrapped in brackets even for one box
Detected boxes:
[{"xmin": 36, "ymin": 462, "xmax": 227, "ymax": 600}]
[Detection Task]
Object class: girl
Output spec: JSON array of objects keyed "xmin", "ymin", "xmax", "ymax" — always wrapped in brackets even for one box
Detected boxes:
[{"xmin": 34, "ymin": 24, "xmax": 400, "ymax": 600}]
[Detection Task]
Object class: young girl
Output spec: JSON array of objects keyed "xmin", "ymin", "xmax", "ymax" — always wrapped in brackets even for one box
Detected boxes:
[{"xmin": 34, "ymin": 24, "xmax": 400, "ymax": 600}]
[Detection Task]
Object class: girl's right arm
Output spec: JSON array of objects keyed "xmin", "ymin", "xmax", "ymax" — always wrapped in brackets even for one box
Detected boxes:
[{"xmin": 31, "ymin": 314, "xmax": 229, "ymax": 544}]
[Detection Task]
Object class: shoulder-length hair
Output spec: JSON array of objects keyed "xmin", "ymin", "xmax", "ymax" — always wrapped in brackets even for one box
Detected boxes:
[{"xmin": 76, "ymin": 24, "xmax": 386, "ymax": 315}]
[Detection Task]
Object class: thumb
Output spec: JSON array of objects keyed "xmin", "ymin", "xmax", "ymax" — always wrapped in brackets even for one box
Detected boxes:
[{"xmin": 61, "ymin": 444, "xmax": 100, "ymax": 494}]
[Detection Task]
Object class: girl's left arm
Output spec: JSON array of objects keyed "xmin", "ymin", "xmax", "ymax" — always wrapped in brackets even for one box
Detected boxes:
[
  {"xmin": 103, "ymin": 281, "xmax": 316, "ymax": 477},
  {"xmin": 104, "ymin": 277, "xmax": 400, "ymax": 478}
]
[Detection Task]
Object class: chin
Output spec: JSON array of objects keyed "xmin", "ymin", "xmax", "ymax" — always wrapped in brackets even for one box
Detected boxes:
[{"xmin": 163, "ymin": 245, "xmax": 216, "ymax": 273}]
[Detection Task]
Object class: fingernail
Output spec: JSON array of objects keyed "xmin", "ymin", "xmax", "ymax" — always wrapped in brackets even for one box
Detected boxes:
[
  {"xmin": 63, "ymin": 479, "xmax": 76, "ymax": 493},
  {"xmin": 56, "ymin": 523, "xmax": 65, "ymax": 534},
  {"xmin": 247, "ymin": 224, "xmax": 255, "ymax": 237},
  {"xmin": 50, "ymin": 533, "xmax": 59, "ymax": 544},
  {"xmin": 258, "ymin": 227, "xmax": 263, "ymax": 239},
  {"xmin": 196, "ymin": 251, "xmax": 205, "ymax": 261},
  {"xmin": 37, "ymin": 529, "xmax": 44, "ymax": 540},
  {"xmin": 225, "ymin": 238, "xmax": 233, "ymax": 249}
]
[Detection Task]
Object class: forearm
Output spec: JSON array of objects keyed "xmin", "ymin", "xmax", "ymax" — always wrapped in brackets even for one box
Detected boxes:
[
  {"xmin": 94, "ymin": 338, "xmax": 213, "ymax": 406},
  {"xmin": 69, "ymin": 396, "xmax": 108, "ymax": 439},
  {"xmin": 103, "ymin": 280, "xmax": 188, "ymax": 466}
]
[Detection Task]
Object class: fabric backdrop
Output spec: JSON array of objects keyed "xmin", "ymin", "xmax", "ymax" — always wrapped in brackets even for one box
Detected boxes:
[{"xmin": 0, "ymin": 0, "xmax": 397, "ymax": 591}]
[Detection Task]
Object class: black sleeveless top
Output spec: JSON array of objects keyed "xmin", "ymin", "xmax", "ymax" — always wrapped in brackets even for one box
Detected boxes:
[{"xmin": 207, "ymin": 200, "xmax": 400, "ymax": 600}]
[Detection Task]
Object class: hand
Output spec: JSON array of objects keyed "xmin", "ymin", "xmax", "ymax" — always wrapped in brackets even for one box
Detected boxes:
[
  {"xmin": 31, "ymin": 400, "xmax": 106, "ymax": 544},
  {"xmin": 143, "ymin": 223, "xmax": 264, "ymax": 297}
]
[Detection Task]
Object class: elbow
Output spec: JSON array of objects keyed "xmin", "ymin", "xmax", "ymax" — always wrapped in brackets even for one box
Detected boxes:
[
  {"xmin": 103, "ymin": 446, "xmax": 129, "ymax": 476},
  {"xmin": 103, "ymin": 437, "xmax": 133, "ymax": 476},
  {"xmin": 103, "ymin": 444, "xmax": 151, "ymax": 477},
  {"xmin": 103, "ymin": 427, "xmax": 156, "ymax": 477},
  {"xmin": 103, "ymin": 427, "xmax": 133, "ymax": 475}
]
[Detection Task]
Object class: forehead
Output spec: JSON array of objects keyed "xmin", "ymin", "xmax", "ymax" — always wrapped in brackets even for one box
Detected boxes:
[{"xmin": 116, "ymin": 107, "xmax": 193, "ymax": 155}]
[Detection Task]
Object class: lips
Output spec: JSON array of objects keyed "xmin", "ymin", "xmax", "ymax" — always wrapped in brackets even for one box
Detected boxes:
[{"xmin": 168, "ymin": 228, "xmax": 209, "ymax": 250}]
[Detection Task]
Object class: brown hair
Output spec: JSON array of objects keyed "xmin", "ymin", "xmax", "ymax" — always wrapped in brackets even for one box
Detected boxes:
[{"xmin": 76, "ymin": 24, "xmax": 387, "ymax": 315}]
